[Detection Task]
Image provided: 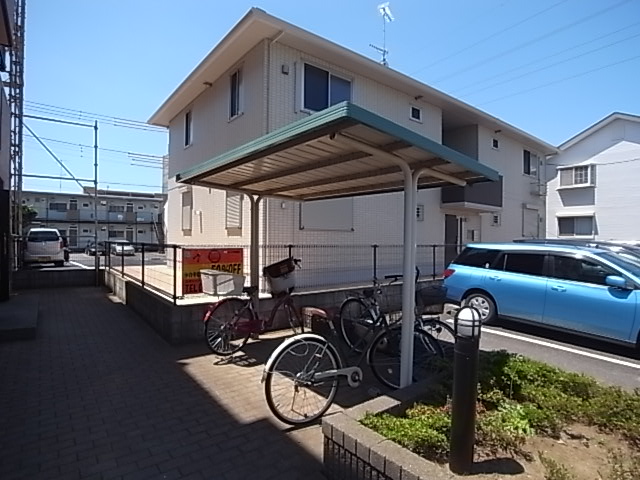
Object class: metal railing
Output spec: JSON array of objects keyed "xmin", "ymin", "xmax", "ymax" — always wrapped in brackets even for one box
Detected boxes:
[{"xmin": 103, "ymin": 241, "xmax": 460, "ymax": 304}]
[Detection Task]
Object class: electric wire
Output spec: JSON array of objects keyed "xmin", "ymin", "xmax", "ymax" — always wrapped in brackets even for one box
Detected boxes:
[
  {"xmin": 478, "ymin": 54, "xmax": 640, "ymax": 106},
  {"xmin": 452, "ymin": 20, "xmax": 640, "ymax": 96},
  {"xmin": 431, "ymin": 0, "xmax": 634, "ymax": 84},
  {"xmin": 410, "ymin": 0, "xmax": 571, "ymax": 76}
]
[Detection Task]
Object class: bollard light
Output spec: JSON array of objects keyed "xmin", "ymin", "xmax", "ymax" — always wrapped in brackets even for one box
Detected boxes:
[
  {"xmin": 449, "ymin": 305, "xmax": 483, "ymax": 475},
  {"xmin": 454, "ymin": 306, "xmax": 482, "ymax": 339}
]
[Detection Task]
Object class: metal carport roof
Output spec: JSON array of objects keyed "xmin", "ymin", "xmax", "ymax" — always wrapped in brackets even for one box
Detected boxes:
[
  {"xmin": 176, "ymin": 101, "xmax": 500, "ymax": 388},
  {"xmin": 176, "ymin": 102, "xmax": 500, "ymax": 198}
]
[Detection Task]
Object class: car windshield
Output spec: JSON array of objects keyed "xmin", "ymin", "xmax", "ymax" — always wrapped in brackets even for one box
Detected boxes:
[
  {"xmin": 595, "ymin": 251, "xmax": 640, "ymax": 278},
  {"xmin": 28, "ymin": 231, "xmax": 59, "ymax": 242}
]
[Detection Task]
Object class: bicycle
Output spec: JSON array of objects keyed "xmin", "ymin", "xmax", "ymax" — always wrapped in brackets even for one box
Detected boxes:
[
  {"xmin": 203, "ymin": 257, "xmax": 303, "ymax": 356},
  {"xmin": 261, "ymin": 306, "xmax": 444, "ymax": 425},
  {"xmin": 339, "ymin": 268, "xmax": 456, "ymax": 357}
]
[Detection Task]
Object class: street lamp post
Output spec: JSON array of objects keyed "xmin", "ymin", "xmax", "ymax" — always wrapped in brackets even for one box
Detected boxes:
[{"xmin": 449, "ymin": 306, "xmax": 482, "ymax": 475}]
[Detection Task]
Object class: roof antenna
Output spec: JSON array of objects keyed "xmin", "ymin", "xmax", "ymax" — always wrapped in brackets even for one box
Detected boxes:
[{"xmin": 370, "ymin": 2, "xmax": 394, "ymax": 67}]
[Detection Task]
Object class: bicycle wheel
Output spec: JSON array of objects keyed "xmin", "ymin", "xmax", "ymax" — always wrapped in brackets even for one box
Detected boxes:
[
  {"xmin": 203, "ymin": 298, "xmax": 251, "ymax": 356},
  {"xmin": 283, "ymin": 298, "xmax": 304, "ymax": 334},
  {"xmin": 264, "ymin": 337, "xmax": 340, "ymax": 425},
  {"xmin": 368, "ymin": 325, "xmax": 443, "ymax": 390},
  {"xmin": 419, "ymin": 316, "xmax": 456, "ymax": 361},
  {"xmin": 339, "ymin": 298, "xmax": 377, "ymax": 352}
]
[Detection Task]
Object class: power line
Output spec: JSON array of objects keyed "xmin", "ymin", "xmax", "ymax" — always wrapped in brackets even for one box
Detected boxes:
[
  {"xmin": 410, "ymin": 0, "xmax": 571, "ymax": 76},
  {"xmin": 478, "ymin": 54, "xmax": 640, "ymax": 106},
  {"xmin": 24, "ymin": 103, "xmax": 166, "ymax": 133},
  {"xmin": 452, "ymin": 20, "xmax": 640, "ymax": 96},
  {"xmin": 431, "ymin": 0, "xmax": 634, "ymax": 84},
  {"xmin": 459, "ymin": 30, "xmax": 640, "ymax": 98},
  {"xmin": 23, "ymin": 133, "xmax": 164, "ymax": 158}
]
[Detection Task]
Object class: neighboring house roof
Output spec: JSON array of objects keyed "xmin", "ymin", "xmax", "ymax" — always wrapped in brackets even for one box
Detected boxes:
[
  {"xmin": 148, "ymin": 7, "xmax": 556, "ymax": 155},
  {"xmin": 559, "ymin": 112, "xmax": 640, "ymax": 150},
  {"xmin": 176, "ymin": 102, "xmax": 500, "ymax": 201}
]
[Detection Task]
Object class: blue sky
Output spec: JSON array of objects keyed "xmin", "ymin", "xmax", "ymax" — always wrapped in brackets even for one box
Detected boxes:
[{"xmin": 24, "ymin": 0, "xmax": 640, "ymax": 194}]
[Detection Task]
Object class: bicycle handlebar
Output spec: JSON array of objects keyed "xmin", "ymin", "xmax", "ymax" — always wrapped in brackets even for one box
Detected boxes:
[{"xmin": 383, "ymin": 266, "xmax": 421, "ymax": 283}]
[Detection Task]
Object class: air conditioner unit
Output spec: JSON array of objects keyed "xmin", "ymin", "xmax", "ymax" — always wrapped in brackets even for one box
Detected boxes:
[
  {"xmin": 101, "ymin": 226, "xmax": 107, "ymax": 231},
  {"xmin": 100, "ymin": 201, "xmax": 107, "ymax": 206}
]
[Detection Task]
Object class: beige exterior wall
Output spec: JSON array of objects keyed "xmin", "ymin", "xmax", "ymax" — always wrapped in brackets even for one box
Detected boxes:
[
  {"xmin": 266, "ymin": 42, "xmax": 442, "ymax": 140},
  {"xmin": 167, "ymin": 41, "xmax": 267, "ymax": 177}
]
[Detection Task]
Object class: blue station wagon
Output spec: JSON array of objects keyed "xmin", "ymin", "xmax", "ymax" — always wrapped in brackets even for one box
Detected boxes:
[{"xmin": 443, "ymin": 243, "xmax": 640, "ymax": 348}]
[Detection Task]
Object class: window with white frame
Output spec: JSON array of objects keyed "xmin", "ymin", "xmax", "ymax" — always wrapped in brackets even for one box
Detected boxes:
[
  {"xmin": 558, "ymin": 216, "xmax": 594, "ymax": 236},
  {"xmin": 225, "ymin": 192, "xmax": 243, "ymax": 230},
  {"xmin": 181, "ymin": 190, "xmax": 192, "ymax": 231},
  {"xmin": 184, "ymin": 110, "xmax": 192, "ymax": 147},
  {"xmin": 491, "ymin": 138, "xmax": 499, "ymax": 149},
  {"xmin": 229, "ymin": 68, "xmax": 242, "ymax": 119},
  {"xmin": 523, "ymin": 150, "xmax": 539, "ymax": 177},
  {"xmin": 559, "ymin": 165, "xmax": 594, "ymax": 187},
  {"xmin": 410, "ymin": 106, "xmax": 422, "ymax": 122},
  {"xmin": 303, "ymin": 63, "xmax": 351, "ymax": 112}
]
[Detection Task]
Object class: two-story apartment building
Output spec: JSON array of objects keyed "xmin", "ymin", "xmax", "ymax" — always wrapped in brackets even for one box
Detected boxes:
[
  {"xmin": 149, "ymin": 8, "xmax": 556, "ymax": 275},
  {"xmin": 546, "ymin": 112, "xmax": 640, "ymax": 240},
  {"xmin": 22, "ymin": 187, "xmax": 165, "ymax": 249}
]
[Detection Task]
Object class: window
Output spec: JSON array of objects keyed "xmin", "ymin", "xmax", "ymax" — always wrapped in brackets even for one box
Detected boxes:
[
  {"xmin": 502, "ymin": 253, "xmax": 545, "ymax": 276},
  {"xmin": 69, "ymin": 199, "xmax": 78, "ymax": 211},
  {"xmin": 492, "ymin": 138, "xmax": 499, "ymax": 149},
  {"xmin": 108, "ymin": 230, "xmax": 124, "ymax": 238},
  {"xmin": 184, "ymin": 110, "xmax": 192, "ymax": 147},
  {"xmin": 49, "ymin": 202, "xmax": 67, "ymax": 212},
  {"xmin": 303, "ymin": 63, "xmax": 351, "ymax": 112},
  {"xmin": 454, "ymin": 247, "xmax": 500, "ymax": 268},
  {"xmin": 181, "ymin": 190, "xmax": 192, "ymax": 231},
  {"xmin": 490, "ymin": 213, "xmax": 501, "ymax": 227},
  {"xmin": 550, "ymin": 255, "xmax": 616, "ymax": 286},
  {"xmin": 138, "ymin": 205, "xmax": 144, "ymax": 210},
  {"xmin": 126, "ymin": 202, "xmax": 134, "ymax": 213},
  {"xmin": 82, "ymin": 203, "xmax": 90, "ymax": 208},
  {"xmin": 410, "ymin": 106, "xmax": 422, "ymax": 122},
  {"xmin": 108, "ymin": 205, "xmax": 125, "ymax": 212},
  {"xmin": 523, "ymin": 150, "xmax": 539, "ymax": 177},
  {"xmin": 416, "ymin": 204, "xmax": 425, "ymax": 222},
  {"xmin": 137, "ymin": 229, "xmax": 145, "ymax": 234},
  {"xmin": 559, "ymin": 165, "xmax": 594, "ymax": 187},
  {"xmin": 82, "ymin": 229, "xmax": 90, "ymax": 233},
  {"xmin": 230, "ymin": 69, "xmax": 242, "ymax": 118},
  {"xmin": 225, "ymin": 192, "xmax": 243, "ymax": 229},
  {"xmin": 558, "ymin": 216, "xmax": 594, "ymax": 236}
]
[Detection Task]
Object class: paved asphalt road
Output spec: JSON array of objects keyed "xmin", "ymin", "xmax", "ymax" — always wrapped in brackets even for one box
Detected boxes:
[{"xmin": 477, "ymin": 319, "xmax": 640, "ymax": 390}]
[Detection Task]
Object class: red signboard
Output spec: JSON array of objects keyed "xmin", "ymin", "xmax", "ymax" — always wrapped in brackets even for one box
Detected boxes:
[{"xmin": 182, "ymin": 248, "xmax": 243, "ymax": 294}]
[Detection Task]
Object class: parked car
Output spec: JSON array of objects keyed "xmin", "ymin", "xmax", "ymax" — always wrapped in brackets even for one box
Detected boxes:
[
  {"xmin": 85, "ymin": 241, "xmax": 106, "ymax": 256},
  {"xmin": 443, "ymin": 242, "xmax": 640, "ymax": 347},
  {"xmin": 110, "ymin": 239, "xmax": 135, "ymax": 256},
  {"xmin": 514, "ymin": 238, "xmax": 640, "ymax": 262},
  {"xmin": 24, "ymin": 228, "xmax": 66, "ymax": 267}
]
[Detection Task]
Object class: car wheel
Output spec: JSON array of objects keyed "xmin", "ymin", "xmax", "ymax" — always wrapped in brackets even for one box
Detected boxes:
[
  {"xmin": 54, "ymin": 261, "xmax": 64, "ymax": 268},
  {"xmin": 462, "ymin": 292, "xmax": 497, "ymax": 324}
]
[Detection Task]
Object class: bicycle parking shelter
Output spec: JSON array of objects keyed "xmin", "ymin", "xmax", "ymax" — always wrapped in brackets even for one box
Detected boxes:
[{"xmin": 176, "ymin": 101, "xmax": 500, "ymax": 387}]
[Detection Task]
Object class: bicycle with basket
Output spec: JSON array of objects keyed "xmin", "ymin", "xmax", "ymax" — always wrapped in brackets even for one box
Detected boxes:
[
  {"xmin": 202, "ymin": 257, "xmax": 304, "ymax": 356},
  {"xmin": 339, "ymin": 267, "xmax": 455, "ymax": 357}
]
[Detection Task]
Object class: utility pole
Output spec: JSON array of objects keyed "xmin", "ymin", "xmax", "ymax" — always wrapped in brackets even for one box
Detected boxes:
[{"xmin": 94, "ymin": 121, "xmax": 99, "ymax": 285}]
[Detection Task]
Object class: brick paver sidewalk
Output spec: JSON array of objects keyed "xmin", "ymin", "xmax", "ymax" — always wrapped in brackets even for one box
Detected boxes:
[{"xmin": 0, "ymin": 287, "xmax": 332, "ymax": 480}]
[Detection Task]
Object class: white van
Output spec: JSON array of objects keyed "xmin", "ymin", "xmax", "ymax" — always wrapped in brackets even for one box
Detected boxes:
[{"xmin": 24, "ymin": 228, "xmax": 66, "ymax": 267}]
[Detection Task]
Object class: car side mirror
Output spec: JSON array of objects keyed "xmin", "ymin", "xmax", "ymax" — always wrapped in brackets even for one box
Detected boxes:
[{"xmin": 605, "ymin": 275, "xmax": 632, "ymax": 290}]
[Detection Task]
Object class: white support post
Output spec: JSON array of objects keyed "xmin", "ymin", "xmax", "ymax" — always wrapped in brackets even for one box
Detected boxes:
[
  {"xmin": 400, "ymin": 170, "xmax": 416, "ymax": 388},
  {"xmin": 248, "ymin": 195, "xmax": 262, "ymax": 310}
]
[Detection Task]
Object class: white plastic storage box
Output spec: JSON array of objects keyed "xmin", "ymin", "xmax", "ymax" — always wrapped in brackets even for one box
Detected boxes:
[
  {"xmin": 200, "ymin": 269, "xmax": 245, "ymax": 296},
  {"xmin": 263, "ymin": 258, "xmax": 296, "ymax": 294}
]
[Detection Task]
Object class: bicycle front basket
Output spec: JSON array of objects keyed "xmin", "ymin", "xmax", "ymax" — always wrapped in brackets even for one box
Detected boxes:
[{"xmin": 263, "ymin": 257, "xmax": 296, "ymax": 279}]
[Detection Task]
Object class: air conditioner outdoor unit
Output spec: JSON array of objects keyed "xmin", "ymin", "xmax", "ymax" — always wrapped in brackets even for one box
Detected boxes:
[
  {"xmin": 101, "ymin": 226, "xmax": 107, "ymax": 231},
  {"xmin": 100, "ymin": 201, "xmax": 107, "ymax": 205}
]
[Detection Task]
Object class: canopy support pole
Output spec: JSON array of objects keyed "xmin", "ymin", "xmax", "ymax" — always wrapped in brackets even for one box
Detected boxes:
[{"xmin": 248, "ymin": 195, "xmax": 263, "ymax": 310}]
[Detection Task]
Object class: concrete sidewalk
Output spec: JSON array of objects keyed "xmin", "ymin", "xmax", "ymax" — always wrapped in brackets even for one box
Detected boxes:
[{"xmin": 0, "ymin": 287, "xmax": 376, "ymax": 479}]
